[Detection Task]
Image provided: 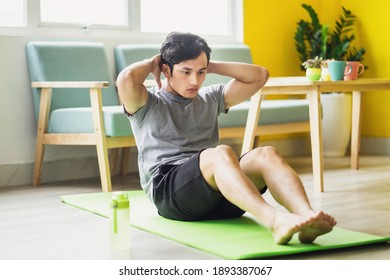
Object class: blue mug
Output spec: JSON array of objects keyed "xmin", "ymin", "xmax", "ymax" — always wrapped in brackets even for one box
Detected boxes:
[{"xmin": 328, "ymin": 61, "xmax": 352, "ymax": 81}]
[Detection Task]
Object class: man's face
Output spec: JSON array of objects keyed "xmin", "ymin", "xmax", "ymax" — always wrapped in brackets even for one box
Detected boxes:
[{"xmin": 163, "ymin": 52, "xmax": 208, "ymax": 98}]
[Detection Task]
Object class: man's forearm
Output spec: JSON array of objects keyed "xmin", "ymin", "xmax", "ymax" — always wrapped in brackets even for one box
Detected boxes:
[
  {"xmin": 119, "ymin": 56, "xmax": 159, "ymax": 86},
  {"xmin": 207, "ymin": 60, "xmax": 267, "ymax": 84},
  {"xmin": 208, "ymin": 60, "xmax": 269, "ymax": 108}
]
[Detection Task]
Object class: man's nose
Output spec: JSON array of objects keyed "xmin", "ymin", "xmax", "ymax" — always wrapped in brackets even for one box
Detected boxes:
[{"xmin": 190, "ymin": 74, "xmax": 199, "ymax": 86}]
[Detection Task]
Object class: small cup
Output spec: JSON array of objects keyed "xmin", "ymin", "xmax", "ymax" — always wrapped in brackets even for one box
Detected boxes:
[
  {"xmin": 328, "ymin": 61, "xmax": 352, "ymax": 81},
  {"xmin": 344, "ymin": 61, "xmax": 365, "ymax": 80}
]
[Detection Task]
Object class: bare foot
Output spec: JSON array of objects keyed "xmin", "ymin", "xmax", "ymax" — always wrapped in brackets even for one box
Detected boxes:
[
  {"xmin": 271, "ymin": 212, "xmax": 314, "ymax": 245},
  {"xmin": 298, "ymin": 211, "xmax": 337, "ymax": 243},
  {"xmin": 271, "ymin": 211, "xmax": 336, "ymax": 245}
]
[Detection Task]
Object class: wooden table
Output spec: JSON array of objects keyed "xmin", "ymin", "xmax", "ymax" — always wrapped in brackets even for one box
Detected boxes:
[{"xmin": 241, "ymin": 77, "xmax": 390, "ymax": 192}]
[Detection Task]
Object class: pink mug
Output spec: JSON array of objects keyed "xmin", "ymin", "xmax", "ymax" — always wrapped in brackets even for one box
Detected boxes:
[{"xmin": 344, "ymin": 61, "xmax": 365, "ymax": 81}]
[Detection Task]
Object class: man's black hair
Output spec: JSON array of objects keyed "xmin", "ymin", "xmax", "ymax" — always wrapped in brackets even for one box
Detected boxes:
[{"xmin": 160, "ymin": 32, "xmax": 212, "ymax": 73}]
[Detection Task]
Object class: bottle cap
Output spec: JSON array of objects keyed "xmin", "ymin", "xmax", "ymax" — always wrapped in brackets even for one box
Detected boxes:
[{"xmin": 110, "ymin": 192, "xmax": 129, "ymax": 209}]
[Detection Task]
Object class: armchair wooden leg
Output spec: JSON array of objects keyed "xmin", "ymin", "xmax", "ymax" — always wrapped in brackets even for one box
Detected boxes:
[
  {"xmin": 109, "ymin": 149, "xmax": 119, "ymax": 176},
  {"xmin": 90, "ymin": 88, "xmax": 112, "ymax": 192},
  {"xmin": 120, "ymin": 147, "xmax": 131, "ymax": 175},
  {"xmin": 33, "ymin": 141, "xmax": 45, "ymax": 186},
  {"xmin": 33, "ymin": 88, "xmax": 52, "ymax": 186},
  {"xmin": 96, "ymin": 142, "xmax": 112, "ymax": 192}
]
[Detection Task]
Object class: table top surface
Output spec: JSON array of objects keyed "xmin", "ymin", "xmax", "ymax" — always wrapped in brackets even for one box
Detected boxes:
[
  {"xmin": 266, "ymin": 76, "xmax": 390, "ymax": 86},
  {"xmin": 262, "ymin": 76, "xmax": 390, "ymax": 93}
]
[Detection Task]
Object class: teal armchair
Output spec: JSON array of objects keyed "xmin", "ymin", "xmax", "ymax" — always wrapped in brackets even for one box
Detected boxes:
[{"xmin": 26, "ymin": 42, "xmax": 135, "ymax": 192}]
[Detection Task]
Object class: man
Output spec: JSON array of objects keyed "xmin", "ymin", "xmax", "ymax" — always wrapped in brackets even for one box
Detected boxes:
[{"xmin": 117, "ymin": 32, "xmax": 336, "ymax": 245}]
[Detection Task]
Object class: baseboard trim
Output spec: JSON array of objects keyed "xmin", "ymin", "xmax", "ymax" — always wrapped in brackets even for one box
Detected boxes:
[
  {"xmin": 0, "ymin": 157, "xmax": 101, "ymax": 188},
  {"xmin": 360, "ymin": 137, "xmax": 390, "ymax": 155}
]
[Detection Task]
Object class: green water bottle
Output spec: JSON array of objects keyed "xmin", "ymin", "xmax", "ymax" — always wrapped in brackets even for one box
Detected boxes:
[{"xmin": 109, "ymin": 192, "xmax": 131, "ymax": 250}]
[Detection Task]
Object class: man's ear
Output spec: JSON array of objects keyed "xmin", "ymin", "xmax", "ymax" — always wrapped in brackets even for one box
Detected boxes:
[{"xmin": 162, "ymin": 64, "xmax": 171, "ymax": 78}]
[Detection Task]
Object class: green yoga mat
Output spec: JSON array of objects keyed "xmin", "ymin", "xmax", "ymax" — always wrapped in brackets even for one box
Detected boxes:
[{"xmin": 61, "ymin": 190, "xmax": 390, "ymax": 259}]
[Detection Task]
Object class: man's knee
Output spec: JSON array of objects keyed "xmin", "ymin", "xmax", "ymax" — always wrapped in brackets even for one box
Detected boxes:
[
  {"xmin": 255, "ymin": 146, "xmax": 280, "ymax": 158},
  {"xmin": 242, "ymin": 146, "xmax": 282, "ymax": 165},
  {"xmin": 200, "ymin": 145, "xmax": 236, "ymax": 163},
  {"xmin": 201, "ymin": 145, "xmax": 238, "ymax": 167},
  {"xmin": 199, "ymin": 145, "xmax": 239, "ymax": 188},
  {"xmin": 214, "ymin": 145, "xmax": 237, "ymax": 161}
]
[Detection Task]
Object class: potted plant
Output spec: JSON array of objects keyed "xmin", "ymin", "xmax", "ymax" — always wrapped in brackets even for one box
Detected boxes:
[
  {"xmin": 295, "ymin": 4, "xmax": 366, "ymax": 65},
  {"xmin": 302, "ymin": 56, "xmax": 323, "ymax": 81},
  {"xmin": 294, "ymin": 4, "xmax": 366, "ymax": 157}
]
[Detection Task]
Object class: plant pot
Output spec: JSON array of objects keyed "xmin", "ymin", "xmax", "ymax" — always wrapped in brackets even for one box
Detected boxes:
[
  {"xmin": 321, "ymin": 93, "xmax": 352, "ymax": 157},
  {"xmin": 306, "ymin": 68, "xmax": 321, "ymax": 81},
  {"xmin": 321, "ymin": 67, "xmax": 331, "ymax": 81}
]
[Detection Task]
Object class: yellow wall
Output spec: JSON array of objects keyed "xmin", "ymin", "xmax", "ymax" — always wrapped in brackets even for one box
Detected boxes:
[{"xmin": 244, "ymin": 0, "xmax": 390, "ymax": 137}]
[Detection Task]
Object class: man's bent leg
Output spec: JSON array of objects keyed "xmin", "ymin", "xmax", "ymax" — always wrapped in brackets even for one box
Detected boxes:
[
  {"xmin": 199, "ymin": 145, "xmax": 275, "ymax": 222},
  {"xmin": 239, "ymin": 146, "xmax": 313, "ymax": 215},
  {"xmin": 199, "ymin": 145, "xmax": 335, "ymax": 244},
  {"xmin": 239, "ymin": 146, "xmax": 336, "ymax": 243}
]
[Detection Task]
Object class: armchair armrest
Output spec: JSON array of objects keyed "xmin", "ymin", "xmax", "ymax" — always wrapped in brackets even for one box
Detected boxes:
[
  {"xmin": 32, "ymin": 80, "xmax": 111, "ymax": 145},
  {"xmin": 31, "ymin": 81, "xmax": 109, "ymax": 88}
]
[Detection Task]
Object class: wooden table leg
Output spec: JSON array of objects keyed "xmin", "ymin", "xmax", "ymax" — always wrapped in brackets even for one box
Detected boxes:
[
  {"xmin": 351, "ymin": 91, "xmax": 362, "ymax": 170},
  {"xmin": 241, "ymin": 91, "xmax": 263, "ymax": 156},
  {"xmin": 307, "ymin": 88, "xmax": 324, "ymax": 192}
]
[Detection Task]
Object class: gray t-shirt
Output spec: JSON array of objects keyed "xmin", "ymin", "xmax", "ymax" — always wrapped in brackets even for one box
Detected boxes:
[{"xmin": 127, "ymin": 84, "xmax": 227, "ymax": 200}]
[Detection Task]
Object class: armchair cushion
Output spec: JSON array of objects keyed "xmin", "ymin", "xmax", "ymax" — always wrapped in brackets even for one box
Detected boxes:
[
  {"xmin": 218, "ymin": 99, "xmax": 309, "ymax": 128},
  {"xmin": 49, "ymin": 106, "xmax": 132, "ymax": 137}
]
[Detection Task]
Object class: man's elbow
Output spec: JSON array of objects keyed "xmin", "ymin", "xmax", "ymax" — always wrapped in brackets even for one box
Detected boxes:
[
  {"xmin": 117, "ymin": 69, "xmax": 144, "ymax": 105},
  {"xmin": 117, "ymin": 68, "xmax": 136, "ymax": 89},
  {"xmin": 257, "ymin": 67, "xmax": 269, "ymax": 89}
]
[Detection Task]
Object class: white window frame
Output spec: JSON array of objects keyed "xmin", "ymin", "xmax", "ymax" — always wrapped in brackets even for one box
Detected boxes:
[
  {"xmin": 38, "ymin": 0, "xmax": 131, "ymax": 30},
  {"xmin": 0, "ymin": 0, "xmax": 243, "ymax": 43}
]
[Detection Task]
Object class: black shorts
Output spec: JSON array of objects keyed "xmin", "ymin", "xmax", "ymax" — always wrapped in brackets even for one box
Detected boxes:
[{"xmin": 152, "ymin": 151, "xmax": 266, "ymax": 221}]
